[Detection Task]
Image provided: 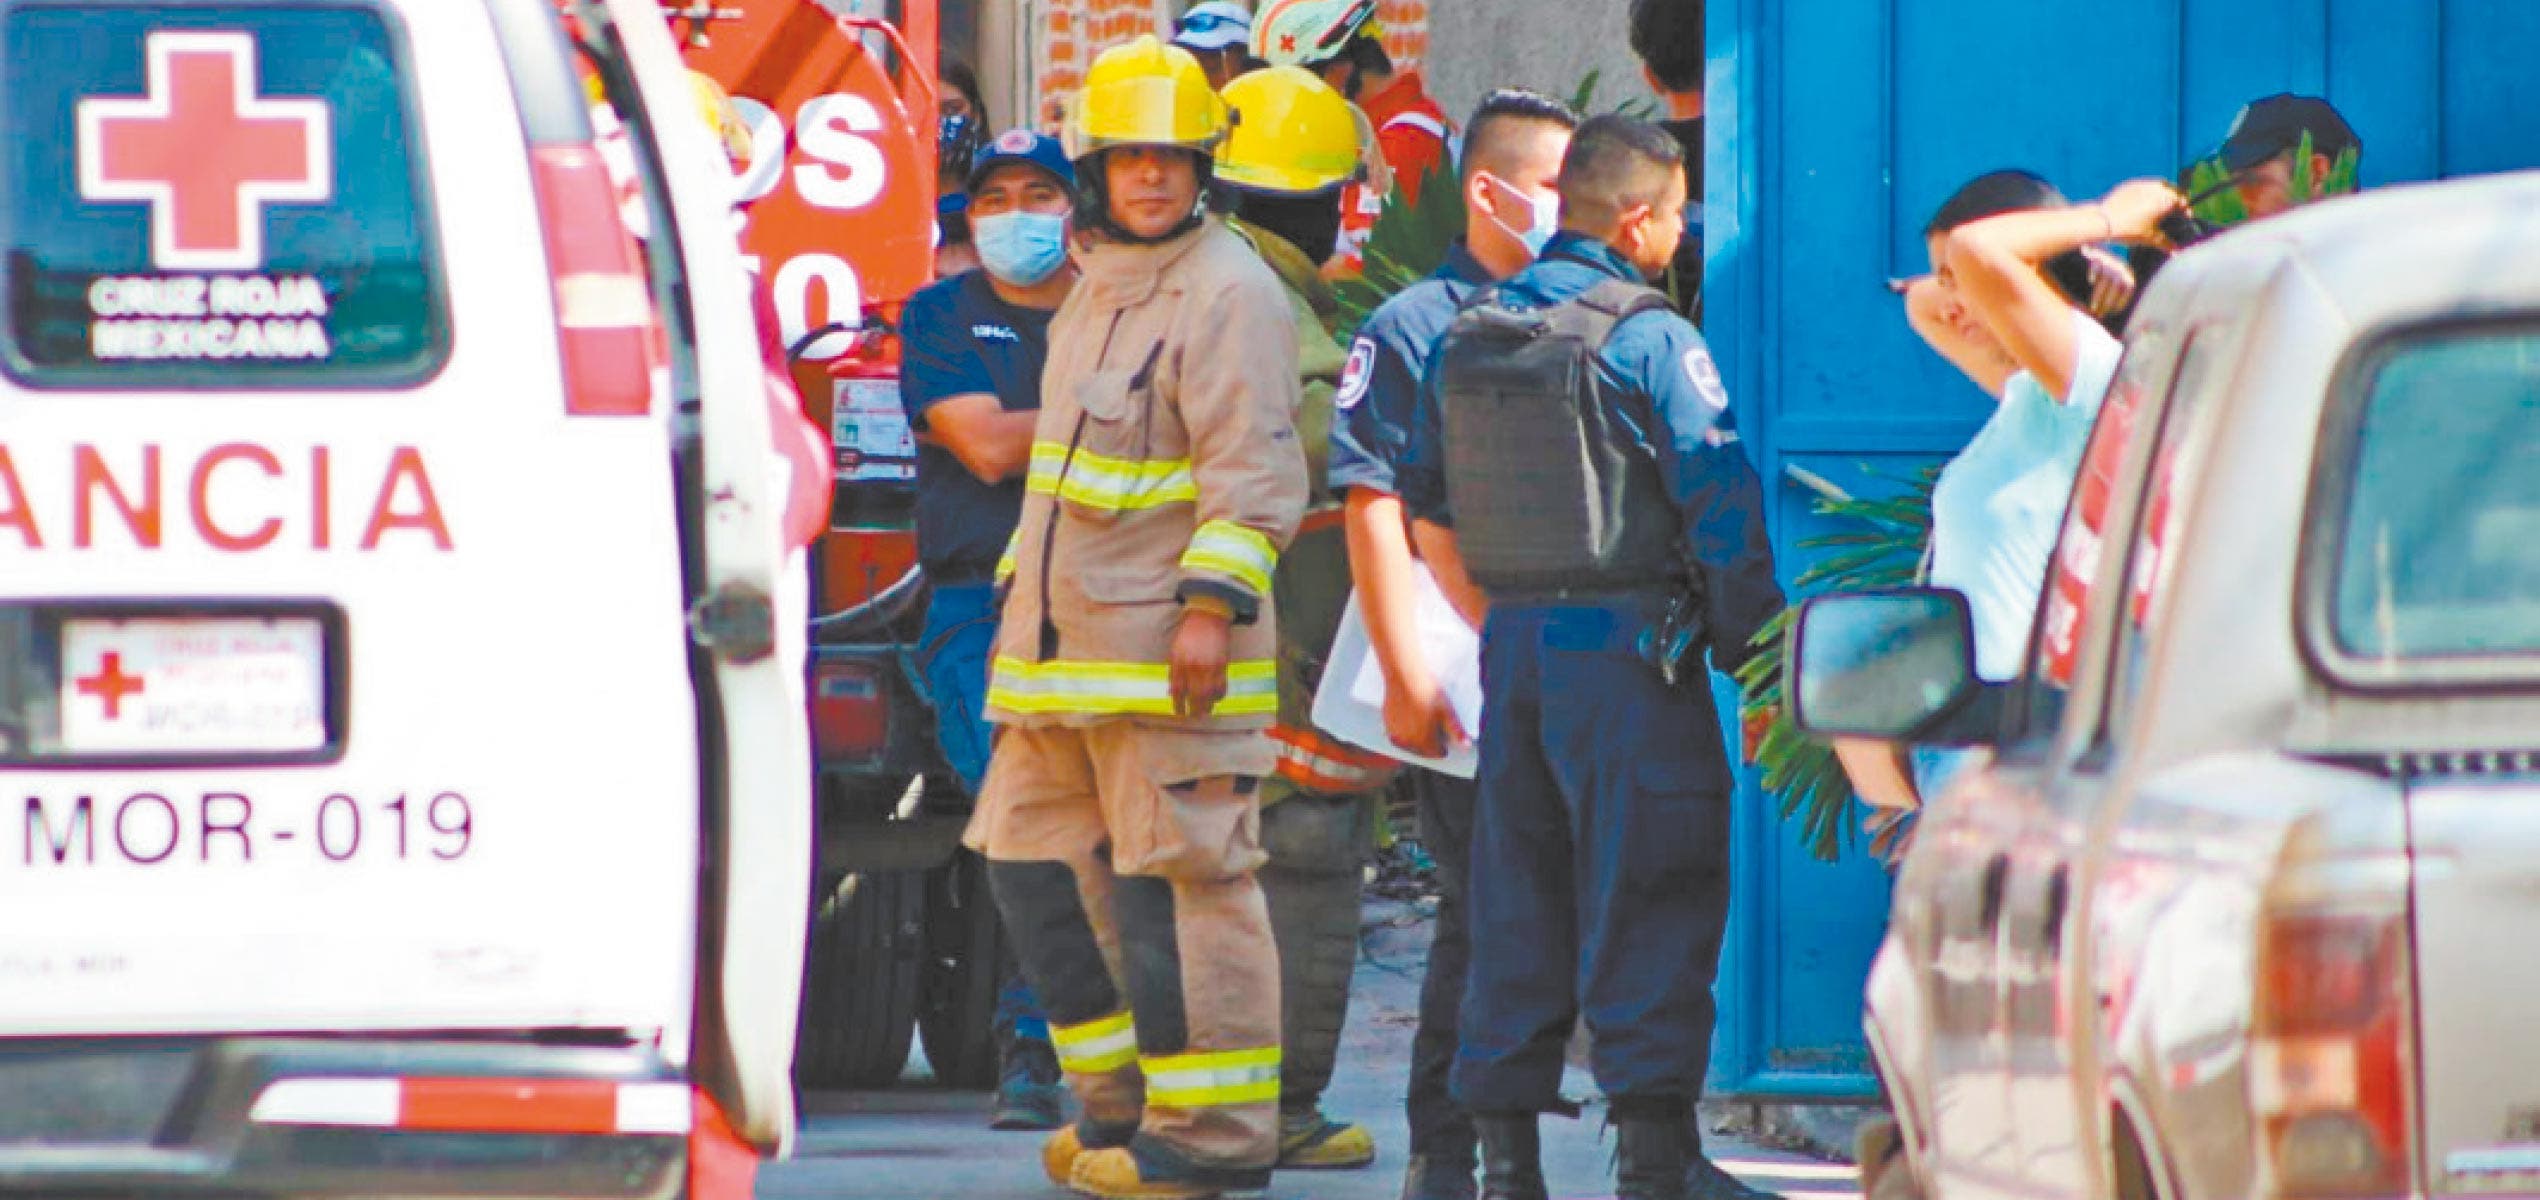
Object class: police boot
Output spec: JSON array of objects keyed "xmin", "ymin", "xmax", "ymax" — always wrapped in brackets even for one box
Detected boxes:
[
  {"xmin": 1683, "ymin": 1152, "xmax": 1785, "ymax": 1200},
  {"xmin": 1472, "ymin": 1113, "xmax": 1548, "ymax": 1200},
  {"xmin": 989, "ymin": 1033, "xmax": 1065, "ymax": 1131},
  {"xmin": 1399, "ymin": 1149, "xmax": 1480, "ymax": 1200},
  {"xmin": 1682, "ymin": 1118, "xmax": 1785, "ymax": 1200},
  {"xmin": 1612, "ymin": 1110, "xmax": 1692, "ymax": 1200},
  {"xmin": 1261, "ymin": 794, "xmax": 1377, "ymax": 1171}
]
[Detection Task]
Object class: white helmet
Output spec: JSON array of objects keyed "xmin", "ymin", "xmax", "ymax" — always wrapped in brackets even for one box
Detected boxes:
[{"xmin": 1250, "ymin": 0, "xmax": 1380, "ymax": 67}]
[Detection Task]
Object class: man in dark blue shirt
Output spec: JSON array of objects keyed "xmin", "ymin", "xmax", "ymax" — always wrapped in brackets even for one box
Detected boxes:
[
  {"xmin": 1326, "ymin": 87, "xmax": 1580, "ymax": 1200},
  {"xmin": 896, "ymin": 127, "xmax": 1078, "ymax": 1133},
  {"xmin": 1400, "ymin": 115, "xmax": 1782, "ymax": 1200}
]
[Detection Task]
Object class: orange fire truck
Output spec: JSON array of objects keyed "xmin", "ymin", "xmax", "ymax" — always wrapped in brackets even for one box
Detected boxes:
[{"xmin": 668, "ymin": 0, "xmax": 1000, "ymax": 1091}]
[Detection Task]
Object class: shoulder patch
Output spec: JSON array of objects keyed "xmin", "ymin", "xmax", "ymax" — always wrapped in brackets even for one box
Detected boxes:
[
  {"xmin": 1336, "ymin": 337, "xmax": 1376, "ymax": 409},
  {"xmin": 1683, "ymin": 346, "xmax": 1729, "ymax": 412}
]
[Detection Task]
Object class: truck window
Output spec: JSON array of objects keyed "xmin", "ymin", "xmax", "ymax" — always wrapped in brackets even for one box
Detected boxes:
[
  {"xmin": 2104, "ymin": 332, "xmax": 2226, "ymax": 739},
  {"xmin": 2010, "ymin": 334, "xmax": 2160, "ymax": 743},
  {"xmin": 2327, "ymin": 328, "xmax": 2540, "ymax": 662},
  {"xmin": 1, "ymin": 3, "xmax": 448, "ymax": 388}
]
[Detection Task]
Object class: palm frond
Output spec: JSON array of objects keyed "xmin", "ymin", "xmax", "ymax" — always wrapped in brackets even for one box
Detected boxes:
[{"xmin": 1738, "ymin": 462, "xmax": 1940, "ymax": 862}]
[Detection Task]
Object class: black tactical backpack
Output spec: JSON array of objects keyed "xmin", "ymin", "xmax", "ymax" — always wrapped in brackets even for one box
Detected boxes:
[{"xmin": 1436, "ymin": 278, "xmax": 1683, "ymax": 597}]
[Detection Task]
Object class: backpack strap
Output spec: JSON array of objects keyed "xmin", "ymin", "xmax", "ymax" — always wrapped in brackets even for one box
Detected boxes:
[{"xmin": 1566, "ymin": 278, "xmax": 1675, "ymax": 349}]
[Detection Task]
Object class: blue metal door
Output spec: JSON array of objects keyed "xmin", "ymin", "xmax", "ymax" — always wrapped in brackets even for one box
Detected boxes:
[{"xmin": 1700, "ymin": 0, "xmax": 2540, "ymax": 1100}]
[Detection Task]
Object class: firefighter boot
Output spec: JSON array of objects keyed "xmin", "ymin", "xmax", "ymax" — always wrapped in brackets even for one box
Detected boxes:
[
  {"xmin": 1612, "ymin": 1107, "xmax": 1692, "ymax": 1200},
  {"xmin": 1473, "ymin": 1113, "xmax": 1548, "ymax": 1200},
  {"xmin": 1260, "ymin": 793, "xmax": 1376, "ymax": 1170},
  {"xmin": 1046, "ymin": 1121, "xmax": 1140, "ymax": 1189}
]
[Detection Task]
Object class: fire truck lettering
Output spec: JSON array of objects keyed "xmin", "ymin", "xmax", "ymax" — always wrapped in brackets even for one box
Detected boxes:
[
  {"xmin": 200, "ymin": 793, "xmax": 252, "ymax": 863},
  {"xmin": 192, "ymin": 442, "xmax": 284, "ymax": 552},
  {"xmin": 793, "ymin": 94, "xmax": 887, "ymax": 211},
  {"xmin": 0, "ymin": 447, "xmax": 40, "ymax": 549},
  {"xmin": 772, "ymin": 253, "xmax": 861, "ymax": 361},
  {"xmin": 359, "ymin": 446, "xmax": 451, "ymax": 551},
  {"xmin": 115, "ymin": 793, "xmax": 180, "ymax": 865},
  {"xmin": 730, "ymin": 96, "xmax": 784, "ymax": 205},
  {"xmin": 25, "ymin": 796, "xmax": 93, "ymax": 866},
  {"xmin": 74, "ymin": 444, "xmax": 163, "ymax": 549}
]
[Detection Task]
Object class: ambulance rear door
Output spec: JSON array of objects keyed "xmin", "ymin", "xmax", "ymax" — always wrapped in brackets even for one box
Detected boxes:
[{"xmin": 576, "ymin": 0, "xmax": 815, "ymax": 1153}]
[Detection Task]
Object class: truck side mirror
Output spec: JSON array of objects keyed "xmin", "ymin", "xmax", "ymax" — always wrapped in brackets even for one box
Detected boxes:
[{"xmin": 1788, "ymin": 588, "xmax": 2000, "ymax": 744}]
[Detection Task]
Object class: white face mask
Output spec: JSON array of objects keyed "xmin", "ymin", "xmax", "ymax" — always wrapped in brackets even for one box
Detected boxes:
[{"xmin": 1480, "ymin": 170, "xmax": 1559, "ymax": 256}]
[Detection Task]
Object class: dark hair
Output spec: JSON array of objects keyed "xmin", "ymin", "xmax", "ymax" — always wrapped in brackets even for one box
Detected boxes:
[
  {"xmin": 1629, "ymin": 0, "xmax": 1704, "ymax": 96},
  {"xmin": 1557, "ymin": 113, "xmax": 1685, "ymax": 228},
  {"xmin": 1925, "ymin": 169, "xmax": 2094, "ymax": 312},
  {"xmin": 942, "ymin": 57, "xmax": 987, "ymax": 122},
  {"xmin": 1230, "ymin": 186, "xmax": 1344, "ymax": 265},
  {"xmin": 1460, "ymin": 89, "xmax": 1583, "ymax": 179},
  {"xmin": 1923, "ymin": 169, "xmax": 2064, "ymax": 236},
  {"xmin": 1341, "ymin": 33, "xmax": 1393, "ymax": 78}
]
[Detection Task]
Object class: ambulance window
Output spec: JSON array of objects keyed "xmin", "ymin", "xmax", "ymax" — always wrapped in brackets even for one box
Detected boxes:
[{"xmin": 0, "ymin": 4, "xmax": 449, "ymax": 387}]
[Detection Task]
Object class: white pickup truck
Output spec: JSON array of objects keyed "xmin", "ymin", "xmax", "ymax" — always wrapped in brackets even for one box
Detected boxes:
[{"xmin": 1794, "ymin": 171, "xmax": 2540, "ymax": 1200}]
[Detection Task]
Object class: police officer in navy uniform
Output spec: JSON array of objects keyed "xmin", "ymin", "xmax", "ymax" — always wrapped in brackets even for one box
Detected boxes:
[
  {"xmin": 896, "ymin": 128, "xmax": 1081, "ymax": 1133},
  {"xmin": 1398, "ymin": 114, "xmax": 1783, "ymax": 1200},
  {"xmin": 1326, "ymin": 87, "xmax": 1581, "ymax": 1200}
]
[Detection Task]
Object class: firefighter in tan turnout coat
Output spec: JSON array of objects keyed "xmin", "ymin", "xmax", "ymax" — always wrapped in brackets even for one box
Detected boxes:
[{"xmin": 963, "ymin": 34, "xmax": 1310, "ymax": 1200}]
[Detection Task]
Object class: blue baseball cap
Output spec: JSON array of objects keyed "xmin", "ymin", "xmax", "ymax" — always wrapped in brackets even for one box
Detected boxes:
[{"xmin": 966, "ymin": 127, "xmax": 1077, "ymax": 194}]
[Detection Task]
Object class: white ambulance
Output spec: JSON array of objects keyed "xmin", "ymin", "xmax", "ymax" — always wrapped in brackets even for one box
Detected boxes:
[{"xmin": 0, "ymin": 0, "xmax": 812, "ymax": 1196}]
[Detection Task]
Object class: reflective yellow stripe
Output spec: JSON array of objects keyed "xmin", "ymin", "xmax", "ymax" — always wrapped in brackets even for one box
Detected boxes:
[
  {"xmin": 1027, "ymin": 443, "xmax": 1198, "ymax": 511},
  {"xmin": 994, "ymin": 533, "xmax": 1019, "ymax": 586},
  {"xmin": 988, "ymin": 657, "xmax": 1278, "ymax": 717},
  {"xmin": 1179, "ymin": 520, "xmax": 1278, "ymax": 595},
  {"xmin": 1051, "ymin": 1010, "xmax": 1138, "ymax": 1075},
  {"xmin": 1141, "ymin": 1046, "xmax": 1280, "ymax": 1108}
]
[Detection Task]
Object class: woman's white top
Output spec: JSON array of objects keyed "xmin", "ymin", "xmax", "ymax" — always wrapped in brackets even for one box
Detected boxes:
[{"xmin": 1927, "ymin": 308, "xmax": 2124, "ymax": 681}]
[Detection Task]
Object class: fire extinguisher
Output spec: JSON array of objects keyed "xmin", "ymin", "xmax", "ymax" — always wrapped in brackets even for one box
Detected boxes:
[{"xmin": 793, "ymin": 306, "xmax": 919, "ymax": 535}]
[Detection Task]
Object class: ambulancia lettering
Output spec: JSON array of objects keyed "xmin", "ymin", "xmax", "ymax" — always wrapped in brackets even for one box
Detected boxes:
[{"xmin": 0, "ymin": 444, "xmax": 452, "ymax": 552}]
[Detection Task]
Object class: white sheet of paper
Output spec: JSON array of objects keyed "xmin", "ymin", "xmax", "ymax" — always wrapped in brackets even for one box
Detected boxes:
[{"xmin": 1311, "ymin": 564, "xmax": 1483, "ymax": 779}]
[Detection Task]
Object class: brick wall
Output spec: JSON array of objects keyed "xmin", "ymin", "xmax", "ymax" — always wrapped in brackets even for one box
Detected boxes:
[{"xmin": 1029, "ymin": 0, "xmax": 1430, "ymax": 130}]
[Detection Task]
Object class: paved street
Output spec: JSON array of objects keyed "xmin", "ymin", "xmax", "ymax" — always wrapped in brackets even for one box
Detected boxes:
[{"xmin": 762, "ymin": 900, "xmax": 1861, "ymax": 1200}]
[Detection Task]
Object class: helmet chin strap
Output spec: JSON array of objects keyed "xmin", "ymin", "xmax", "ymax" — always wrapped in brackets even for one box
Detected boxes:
[{"xmin": 1080, "ymin": 149, "xmax": 1215, "ymax": 245}]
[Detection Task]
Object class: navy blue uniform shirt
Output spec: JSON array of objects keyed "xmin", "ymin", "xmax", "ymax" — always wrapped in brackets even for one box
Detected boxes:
[
  {"xmin": 1400, "ymin": 232, "xmax": 1781, "ymax": 671},
  {"xmin": 1327, "ymin": 240, "xmax": 1494, "ymax": 497},
  {"xmin": 899, "ymin": 270, "xmax": 1054, "ymax": 582}
]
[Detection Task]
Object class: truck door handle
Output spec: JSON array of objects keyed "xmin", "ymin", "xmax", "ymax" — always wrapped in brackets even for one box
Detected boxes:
[
  {"xmin": 2040, "ymin": 864, "xmax": 2072, "ymax": 953},
  {"xmin": 1976, "ymin": 854, "xmax": 2010, "ymax": 933}
]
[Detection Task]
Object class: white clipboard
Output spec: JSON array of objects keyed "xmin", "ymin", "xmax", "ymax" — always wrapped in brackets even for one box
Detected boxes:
[{"xmin": 1311, "ymin": 564, "xmax": 1484, "ymax": 779}]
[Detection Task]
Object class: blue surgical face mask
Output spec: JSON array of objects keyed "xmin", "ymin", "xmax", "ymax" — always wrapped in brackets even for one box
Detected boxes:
[
  {"xmin": 1482, "ymin": 171, "xmax": 1559, "ymax": 257},
  {"xmin": 972, "ymin": 210, "xmax": 1070, "ymax": 286}
]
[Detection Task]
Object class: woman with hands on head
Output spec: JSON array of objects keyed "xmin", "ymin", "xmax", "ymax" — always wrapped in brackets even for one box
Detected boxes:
[{"xmin": 1846, "ymin": 170, "xmax": 2184, "ymax": 839}]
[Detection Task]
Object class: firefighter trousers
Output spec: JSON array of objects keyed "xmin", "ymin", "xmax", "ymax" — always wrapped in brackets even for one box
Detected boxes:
[{"xmin": 966, "ymin": 721, "xmax": 1284, "ymax": 1180}]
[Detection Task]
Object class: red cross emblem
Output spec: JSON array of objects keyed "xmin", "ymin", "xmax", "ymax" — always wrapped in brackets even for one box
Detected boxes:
[
  {"xmin": 75, "ymin": 652, "xmax": 147, "ymax": 720},
  {"xmin": 1279, "ymin": 32, "xmax": 1298, "ymax": 53},
  {"xmin": 76, "ymin": 31, "xmax": 332, "ymax": 271}
]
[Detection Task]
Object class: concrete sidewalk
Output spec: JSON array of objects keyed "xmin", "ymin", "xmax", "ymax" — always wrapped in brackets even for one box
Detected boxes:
[{"xmin": 758, "ymin": 898, "xmax": 1861, "ymax": 1200}]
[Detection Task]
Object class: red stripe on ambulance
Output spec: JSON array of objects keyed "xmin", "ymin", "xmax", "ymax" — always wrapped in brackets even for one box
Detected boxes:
[
  {"xmin": 247, "ymin": 1077, "xmax": 693, "ymax": 1135},
  {"xmin": 0, "ymin": 444, "xmax": 450, "ymax": 551}
]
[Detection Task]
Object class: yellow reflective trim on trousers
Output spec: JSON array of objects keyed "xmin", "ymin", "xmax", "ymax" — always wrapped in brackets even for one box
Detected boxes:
[
  {"xmin": 1027, "ymin": 442, "xmax": 1197, "ymax": 511},
  {"xmin": 1179, "ymin": 520, "xmax": 1278, "ymax": 595},
  {"xmin": 1141, "ymin": 1046, "xmax": 1281, "ymax": 1108},
  {"xmin": 987, "ymin": 657, "xmax": 1278, "ymax": 717},
  {"xmin": 1051, "ymin": 1010, "xmax": 1138, "ymax": 1075}
]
